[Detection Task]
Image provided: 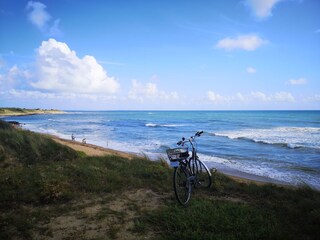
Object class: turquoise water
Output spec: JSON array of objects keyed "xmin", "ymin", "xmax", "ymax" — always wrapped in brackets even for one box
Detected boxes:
[{"xmin": 4, "ymin": 111, "xmax": 320, "ymax": 189}]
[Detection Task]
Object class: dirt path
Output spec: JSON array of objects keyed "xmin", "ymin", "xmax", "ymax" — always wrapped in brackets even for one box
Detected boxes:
[{"xmin": 33, "ymin": 189, "xmax": 167, "ymax": 239}]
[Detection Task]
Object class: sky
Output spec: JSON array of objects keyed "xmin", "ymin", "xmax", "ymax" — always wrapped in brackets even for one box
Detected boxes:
[{"xmin": 0, "ymin": 0, "xmax": 319, "ymax": 110}]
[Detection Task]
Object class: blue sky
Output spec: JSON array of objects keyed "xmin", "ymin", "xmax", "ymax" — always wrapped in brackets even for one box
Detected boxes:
[{"xmin": 0, "ymin": 0, "xmax": 319, "ymax": 110}]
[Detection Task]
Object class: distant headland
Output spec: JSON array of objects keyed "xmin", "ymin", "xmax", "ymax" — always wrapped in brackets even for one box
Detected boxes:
[{"xmin": 0, "ymin": 107, "xmax": 65, "ymax": 116}]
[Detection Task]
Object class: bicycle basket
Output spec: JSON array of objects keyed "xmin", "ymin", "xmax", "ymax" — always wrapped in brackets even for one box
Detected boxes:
[{"xmin": 166, "ymin": 148, "xmax": 189, "ymax": 161}]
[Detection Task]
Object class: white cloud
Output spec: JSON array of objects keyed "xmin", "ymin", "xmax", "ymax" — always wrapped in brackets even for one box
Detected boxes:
[
  {"xmin": 215, "ymin": 34, "xmax": 267, "ymax": 51},
  {"xmin": 287, "ymin": 77, "xmax": 307, "ymax": 85},
  {"xmin": 7, "ymin": 89, "xmax": 57, "ymax": 99},
  {"xmin": 26, "ymin": 1, "xmax": 51, "ymax": 29},
  {"xmin": 7, "ymin": 65, "xmax": 29, "ymax": 80},
  {"xmin": 0, "ymin": 65, "xmax": 32, "ymax": 89},
  {"xmin": 26, "ymin": 1, "xmax": 61, "ymax": 36},
  {"xmin": 246, "ymin": 67, "xmax": 256, "ymax": 74},
  {"xmin": 251, "ymin": 91, "xmax": 295, "ymax": 102},
  {"xmin": 207, "ymin": 91, "xmax": 229, "ymax": 103},
  {"xmin": 245, "ymin": 0, "xmax": 282, "ymax": 19},
  {"xmin": 273, "ymin": 91, "xmax": 295, "ymax": 102},
  {"xmin": 31, "ymin": 38, "xmax": 119, "ymax": 94},
  {"xmin": 235, "ymin": 92, "xmax": 247, "ymax": 102},
  {"xmin": 207, "ymin": 91, "xmax": 250, "ymax": 104},
  {"xmin": 128, "ymin": 79, "xmax": 178, "ymax": 102},
  {"xmin": 251, "ymin": 91, "xmax": 269, "ymax": 101},
  {"xmin": 49, "ymin": 19, "xmax": 62, "ymax": 36}
]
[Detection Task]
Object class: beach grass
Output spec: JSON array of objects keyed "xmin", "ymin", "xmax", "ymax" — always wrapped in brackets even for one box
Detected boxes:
[
  {"xmin": 0, "ymin": 120, "xmax": 320, "ymax": 239},
  {"xmin": 0, "ymin": 120, "xmax": 79, "ymax": 167}
]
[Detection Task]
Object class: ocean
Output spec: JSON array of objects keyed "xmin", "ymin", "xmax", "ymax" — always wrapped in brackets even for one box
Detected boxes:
[{"xmin": 4, "ymin": 111, "xmax": 320, "ymax": 189}]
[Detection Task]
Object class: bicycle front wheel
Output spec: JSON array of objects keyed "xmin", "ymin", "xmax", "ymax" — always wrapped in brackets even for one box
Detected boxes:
[
  {"xmin": 173, "ymin": 165, "xmax": 191, "ymax": 205},
  {"xmin": 195, "ymin": 159, "xmax": 212, "ymax": 188}
]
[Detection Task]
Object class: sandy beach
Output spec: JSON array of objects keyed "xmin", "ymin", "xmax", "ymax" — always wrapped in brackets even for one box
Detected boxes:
[{"xmin": 49, "ymin": 135, "xmax": 136, "ymax": 160}]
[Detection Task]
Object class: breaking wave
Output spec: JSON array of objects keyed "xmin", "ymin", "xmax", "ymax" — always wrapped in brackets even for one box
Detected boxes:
[{"xmin": 212, "ymin": 127, "xmax": 320, "ymax": 150}]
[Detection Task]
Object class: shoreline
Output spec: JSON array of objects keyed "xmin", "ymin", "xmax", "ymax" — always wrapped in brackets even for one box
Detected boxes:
[
  {"xmin": 1, "ymin": 112, "xmax": 294, "ymax": 188},
  {"xmin": 218, "ymin": 166, "xmax": 289, "ymax": 186},
  {"xmin": 43, "ymin": 133, "xmax": 284, "ymax": 187}
]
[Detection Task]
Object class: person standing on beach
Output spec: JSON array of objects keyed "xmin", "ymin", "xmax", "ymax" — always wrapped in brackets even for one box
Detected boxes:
[{"xmin": 71, "ymin": 134, "xmax": 75, "ymax": 141}]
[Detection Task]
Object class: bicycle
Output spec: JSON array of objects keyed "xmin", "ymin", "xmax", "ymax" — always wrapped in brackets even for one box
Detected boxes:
[{"xmin": 166, "ymin": 131, "xmax": 212, "ymax": 205}]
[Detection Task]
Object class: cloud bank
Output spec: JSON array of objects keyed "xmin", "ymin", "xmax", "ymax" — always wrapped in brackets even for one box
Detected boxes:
[
  {"xmin": 207, "ymin": 91, "xmax": 295, "ymax": 104},
  {"xmin": 31, "ymin": 39, "xmax": 119, "ymax": 94},
  {"xmin": 128, "ymin": 79, "xmax": 179, "ymax": 102}
]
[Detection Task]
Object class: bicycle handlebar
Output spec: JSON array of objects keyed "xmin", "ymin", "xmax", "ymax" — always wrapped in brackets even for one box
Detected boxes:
[{"xmin": 177, "ymin": 131, "xmax": 204, "ymax": 146}]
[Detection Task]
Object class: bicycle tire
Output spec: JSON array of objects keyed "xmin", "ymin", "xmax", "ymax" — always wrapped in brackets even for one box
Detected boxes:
[
  {"xmin": 173, "ymin": 165, "xmax": 191, "ymax": 205},
  {"xmin": 194, "ymin": 159, "xmax": 212, "ymax": 188}
]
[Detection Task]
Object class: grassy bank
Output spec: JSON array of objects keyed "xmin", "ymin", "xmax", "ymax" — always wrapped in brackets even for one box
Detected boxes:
[
  {"xmin": 0, "ymin": 120, "xmax": 320, "ymax": 239},
  {"xmin": 0, "ymin": 107, "xmax": 64, "ymax": 116}
]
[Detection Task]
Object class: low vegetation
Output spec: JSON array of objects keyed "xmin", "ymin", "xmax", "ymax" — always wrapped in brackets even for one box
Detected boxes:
[
  {"xmin": 0, "ymin": 120, "xmax": 319, "ymax": 239},
  {"xmin": 0, "ymin": 107, "xmax": 64, "ymax": 116}
]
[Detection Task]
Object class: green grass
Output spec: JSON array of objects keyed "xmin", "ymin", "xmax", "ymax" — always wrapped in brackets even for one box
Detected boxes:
[
  {"xmin": 0, "ymin": 153, "xmax": 171, "ymax": 206},
  {"xmin": 147, "ymin": 200, "xmax": 279, "ymax": 240},
  {"xmin": 144, "ymin": 181, "xmax": 320, "ymax": 240},
  {"xmin": 0, "ymin": 107, "xmax": 38, "ymax": 115},
  {"xmin": 0, "ymin": 120, "xmax": 79, "ymax": 167},
  {"xmin": 0, "ymin": 119, "xmax": 320, "ymax": 239},
  {"xmin": 0, "ymin": 107, "xmax": 63, "ymax": 117},
  {"xmin": 0, "ymin": 107, "xmax": 26, "ymax": 113}
]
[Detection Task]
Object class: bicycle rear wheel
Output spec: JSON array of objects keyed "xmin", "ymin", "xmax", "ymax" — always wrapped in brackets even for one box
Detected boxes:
[
  {"xmin": 195, "ymin": 159, "xmax": 212, "ymax": 188},
  {"xmin": 173, "ymin": 165, "xmax": 191, "ymax": 205}
]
